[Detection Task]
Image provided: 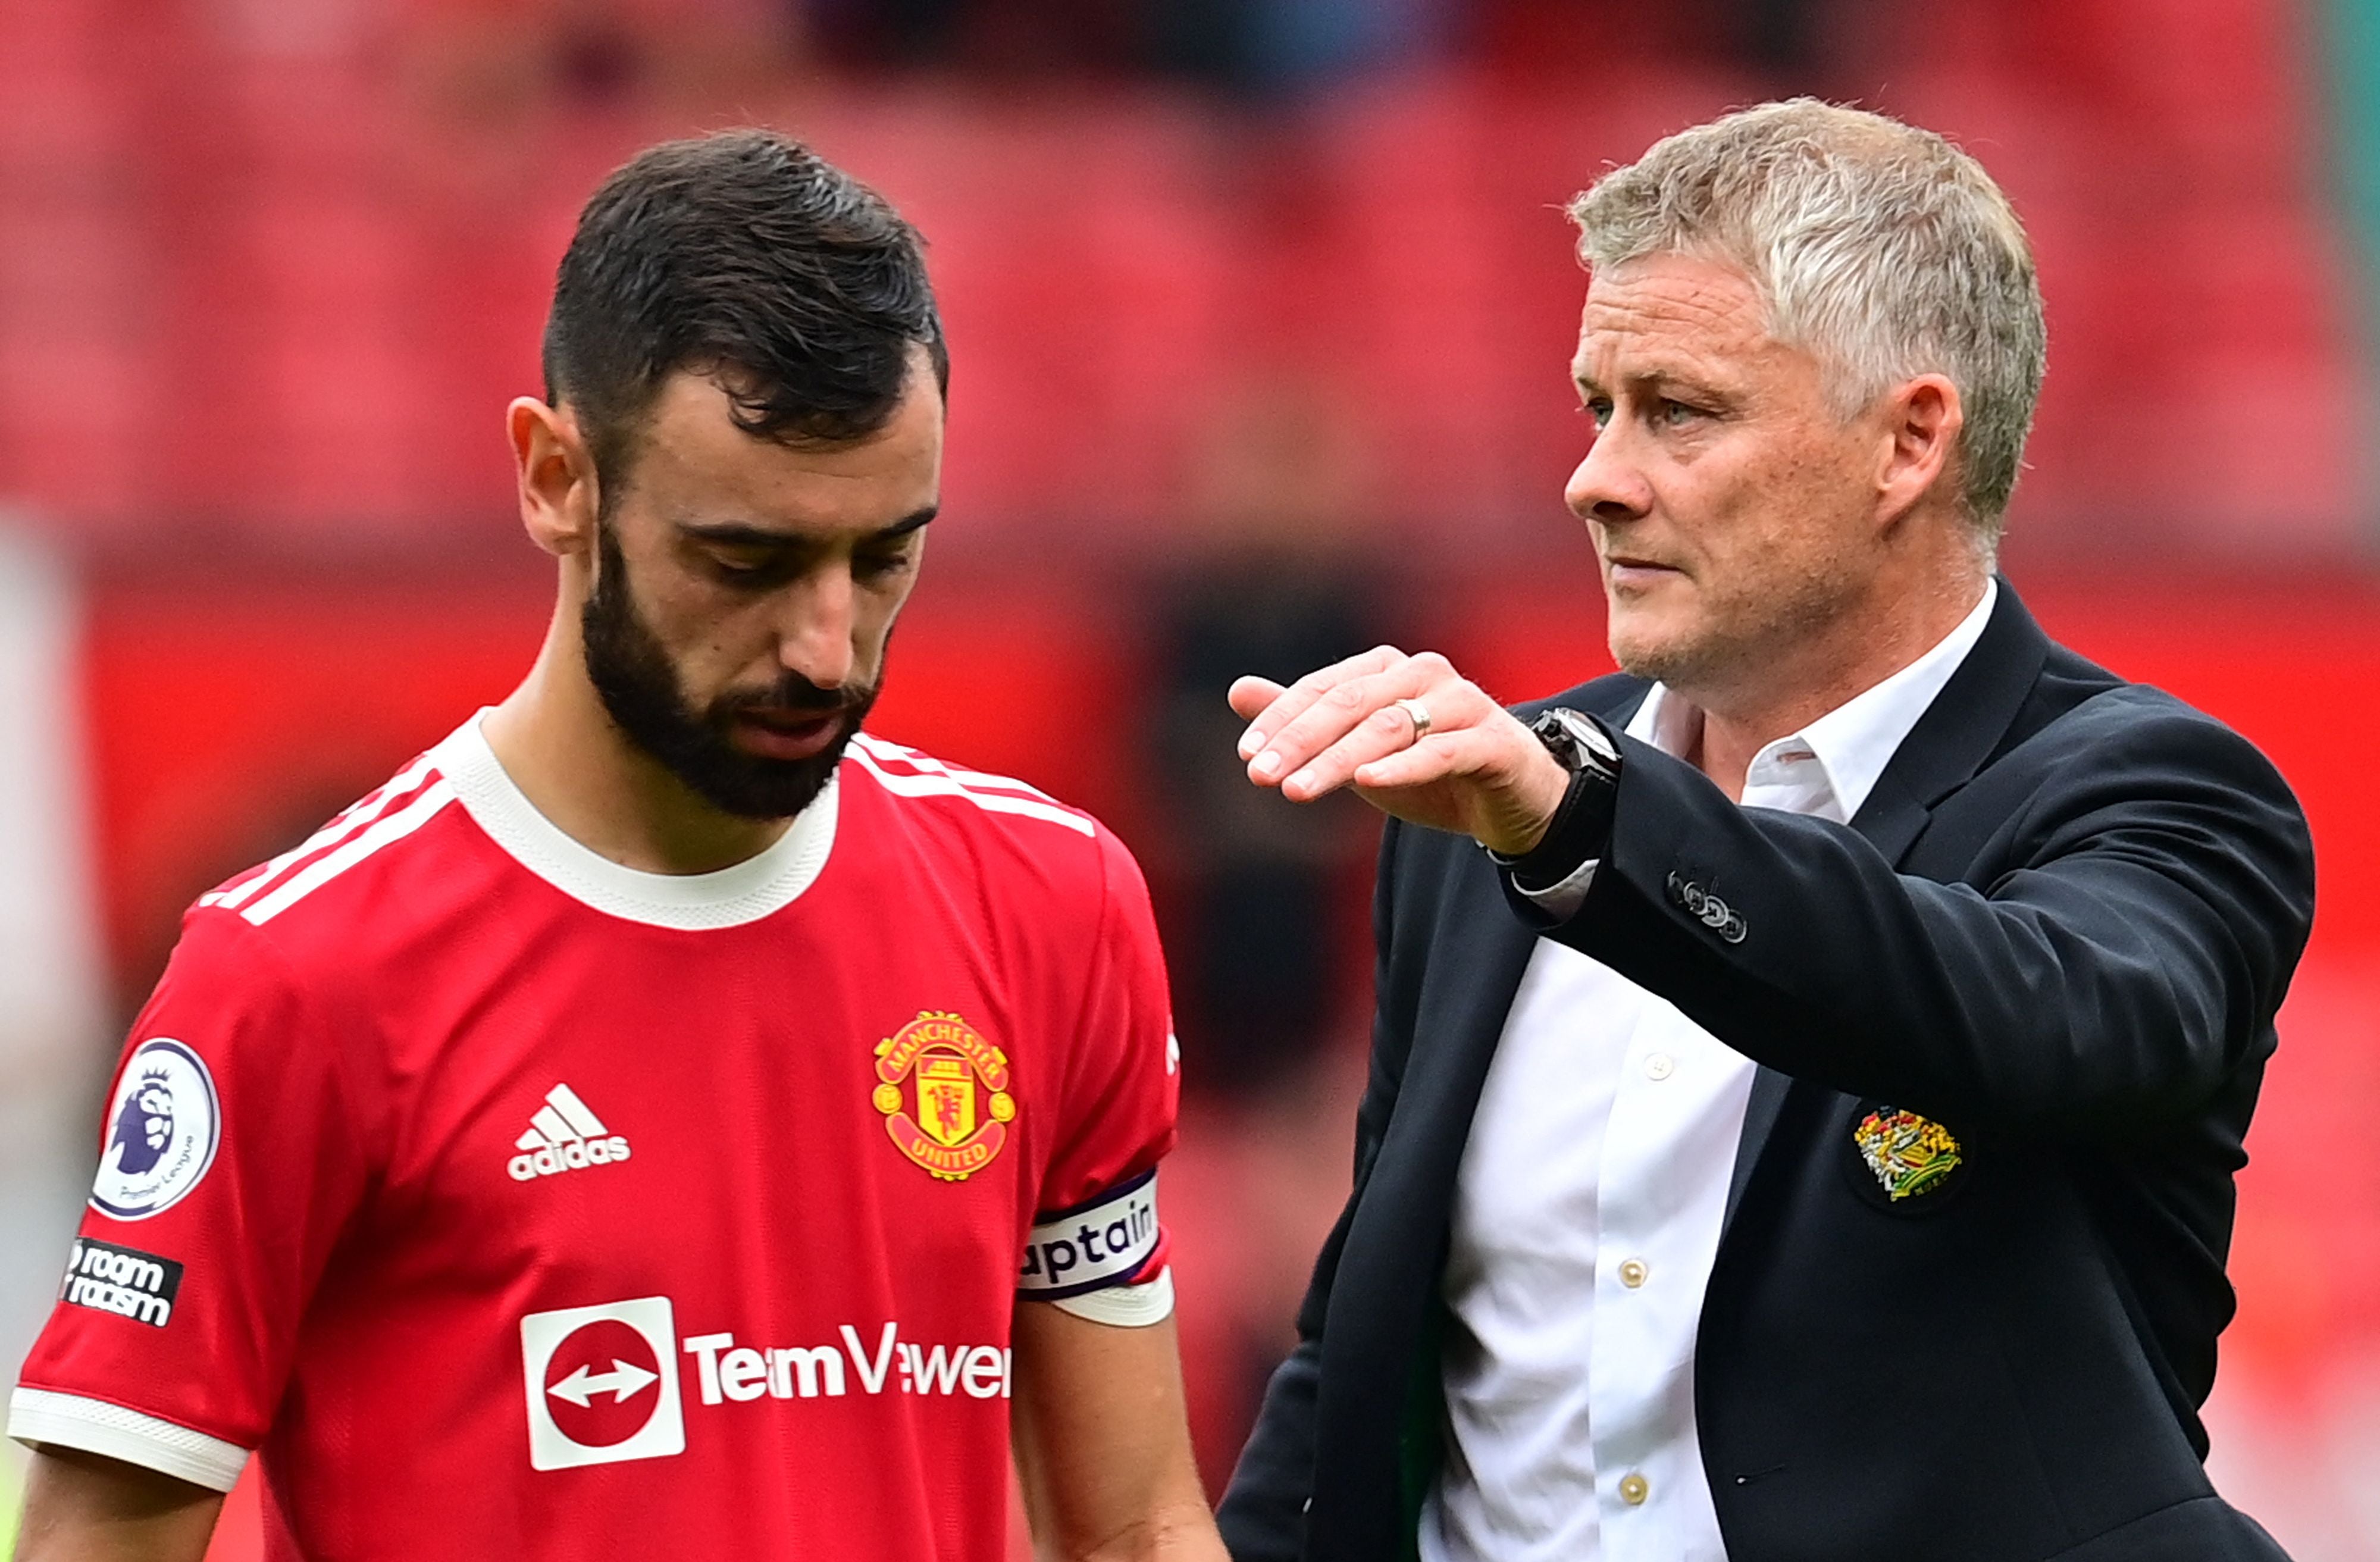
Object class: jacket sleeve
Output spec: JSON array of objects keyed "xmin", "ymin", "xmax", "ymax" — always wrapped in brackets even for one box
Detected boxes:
[
  {"xmin": 1531, "ymin": 694, "xmax": 2315, "ymax": 1139},
  {"xmin": 1218, "ymin": 821, "xmax": 1412, "ymax": 1561}
]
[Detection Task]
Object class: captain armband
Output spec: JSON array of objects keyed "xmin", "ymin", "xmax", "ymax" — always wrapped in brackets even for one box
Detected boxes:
[{"xmin": 1017, "ymin": 1170, "xmax": 1162, "ymax": 1301}]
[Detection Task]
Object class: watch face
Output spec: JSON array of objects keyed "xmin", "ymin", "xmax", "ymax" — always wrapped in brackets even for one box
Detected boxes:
[
  {"xmin": 1570, "ymin": 712, "xmax": 1620, "ymax": 765},
  {"xmin": 1543, "ymin": 709, "xmax": 1618, "ymax": 766},
  {"xmin": 1529, "ymin": 711, "xmax": 1575, "ymax": 762}
]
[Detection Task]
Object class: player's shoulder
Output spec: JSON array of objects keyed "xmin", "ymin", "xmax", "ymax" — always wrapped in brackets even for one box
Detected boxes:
[
  {"xmin": 184, "ymin": 730, "xmax": 488, "ymax": 962},
  {"xmin": 839, "ymin": 732, "xmax": 1140, "ymax": 900}
]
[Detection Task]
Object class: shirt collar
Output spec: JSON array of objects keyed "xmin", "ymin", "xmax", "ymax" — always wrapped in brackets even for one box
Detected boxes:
[
  {"xmin": 1623, "ymin": 579, "xmax": 1999, "ymax": 823},
  {"xmin": 435, "ymin": 709, "xmax": 840, "ymax": 928}
]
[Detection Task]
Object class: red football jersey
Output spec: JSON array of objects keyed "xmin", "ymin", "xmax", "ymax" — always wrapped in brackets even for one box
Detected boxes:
[{"xmin": 11, "ymin": 716, "xmax": 1179, "ymax": 1560}]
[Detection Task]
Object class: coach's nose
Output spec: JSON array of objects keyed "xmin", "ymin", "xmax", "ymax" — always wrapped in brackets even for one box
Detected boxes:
[{"xmin": 1564, "ymin": 418, "xmax": 1655, "ymax": 528}]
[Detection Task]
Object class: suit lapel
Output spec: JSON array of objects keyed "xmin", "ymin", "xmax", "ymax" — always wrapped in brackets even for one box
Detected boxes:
[
  {"xmin": 1324, "ymin": 680, "xmax": 1655, "ymax": 1552},
  {"xmin": 1379, "ymin": 680, "xmax": 1657, "ymax": 1213},
  {"xmin": 1723, "ymin": 1068, "xmax": 1793, "ymax": 1229},
  {"xmin": 1321, "ymin": 818, "xmax": 1542, "ymax": 1562},
  {"xmin": 1362, "ymin": 862, "xmax": 1540, "ymax": 1269},
  {"xmin": 1719, "ymin": 580, "xmax": 2052, "ymax": 1237},
  {"xmin": 1837, "ymin": 579, "xmax": 2052, "ymax": 861}
]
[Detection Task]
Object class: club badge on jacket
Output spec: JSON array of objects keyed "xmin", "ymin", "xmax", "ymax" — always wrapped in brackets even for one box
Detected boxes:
[{"xmin": 1852, "ymin": 1106, "xmax": 1964, "ymax": 1202}]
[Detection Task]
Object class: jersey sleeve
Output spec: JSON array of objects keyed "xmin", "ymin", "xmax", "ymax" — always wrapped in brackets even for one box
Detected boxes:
[
  {"xmin": 8, "ymin": 907, "xmax": 375, "ymax": 1491},
  {"xmin": 1016, "ymin": 827, "xmax": 1180, "ymax": 1319}
]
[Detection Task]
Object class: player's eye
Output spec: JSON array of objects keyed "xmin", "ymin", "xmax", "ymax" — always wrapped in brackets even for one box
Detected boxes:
[
  {"xmin": 704, "ymin": 550, "xmax": 781, "ymax": 584},
  {"xmin": 853, "ymin": 547, "xmax": 916, "ymax": 585}
]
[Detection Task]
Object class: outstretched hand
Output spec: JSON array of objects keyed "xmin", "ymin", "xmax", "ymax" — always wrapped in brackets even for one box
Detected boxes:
[{"xmin": 1230, "ymin": 646, "xmax": 1571, "ymax": 857}]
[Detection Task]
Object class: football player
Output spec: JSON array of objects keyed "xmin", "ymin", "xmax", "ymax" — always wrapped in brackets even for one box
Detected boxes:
[{"xmin": 12, "ymin": 131, "xmax": 1222, "ymax": 1562}]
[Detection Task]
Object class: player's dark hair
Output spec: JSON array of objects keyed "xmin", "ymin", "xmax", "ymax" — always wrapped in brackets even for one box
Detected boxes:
[{"xmin": 542, "ymin": 129, "xmax": 947, "ymax": 487}]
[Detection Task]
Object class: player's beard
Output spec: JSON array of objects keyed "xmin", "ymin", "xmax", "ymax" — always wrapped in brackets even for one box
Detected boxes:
[{"xmin": 581, "ymin": 522, "xmax": 877, "ymax": 822}]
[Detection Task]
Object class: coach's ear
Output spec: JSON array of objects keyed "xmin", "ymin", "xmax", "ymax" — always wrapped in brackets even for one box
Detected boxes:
[
  {"xmin": 508, "ymin": 397, "xmax": 599, "ymax": 560},
  {"xmin": 1871, "ymin": 371, "xmax": 1963, "ymax": 531}
]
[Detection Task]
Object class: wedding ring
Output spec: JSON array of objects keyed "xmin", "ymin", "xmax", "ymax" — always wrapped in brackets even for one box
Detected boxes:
[{"xmin": 1392, "ymin": 697, "xmax": 1434, "ymax": 741}]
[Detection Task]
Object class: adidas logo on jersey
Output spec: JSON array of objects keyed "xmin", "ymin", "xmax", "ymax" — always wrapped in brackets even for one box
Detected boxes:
[{"xmin": 508, "ymin": 1084, "xmax": 632, "ymax": 1182}]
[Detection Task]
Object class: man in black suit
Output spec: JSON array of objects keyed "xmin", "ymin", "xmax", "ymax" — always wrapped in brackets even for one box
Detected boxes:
[{"xmin": 1214, "ymin": 101, "xmax": 2314, "ymax": 1562}]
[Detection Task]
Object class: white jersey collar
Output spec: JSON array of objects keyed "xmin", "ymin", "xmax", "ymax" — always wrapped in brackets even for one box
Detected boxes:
[{"xmin": 433, "ymin": 709, "xmax": 838, "ymax": 929}]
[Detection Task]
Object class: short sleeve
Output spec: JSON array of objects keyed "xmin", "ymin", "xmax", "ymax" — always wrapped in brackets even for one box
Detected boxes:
[
  {"xmin": 8, "ymin": 908, "xmax": 374, "ymax": 1491},
  {"xmin": 1016, "ymin": 828, "xmax": 1179, "ymax": 1312}
]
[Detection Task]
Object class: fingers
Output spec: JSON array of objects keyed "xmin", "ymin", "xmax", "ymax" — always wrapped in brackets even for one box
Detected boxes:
[
  {"xmin": 1250, "ymin": 652, "xmax": 1490, "ymax": 802},
  {"xmin": 1273, "ymin": 693, "xmax": 1440, "ymax": 802},
  {"xmin": 1226, "ymin": 676, "xmax": 1287, "ymax": 722},
  {"xmin": 1352, "ymin": 724, "xmax": 1495, "ymax": 795},
  {"xmin": 1234, "ymin": 646, "xmax": 1405, "ymax": 760},
  {"xmin": 1349, "ymin": 722, "xmax": 1501, "ymax": 791},
  {"xmin": 1227, "ymin": 646, "xmax": 1571, "ymax": 853},
  {"xmin": 1246, "ymin": 659, "xmax": 1433, "ymax": 792},
  {"xmin": 1357, "ymin": 712, "xmax": 1576, "ymax": 855}
]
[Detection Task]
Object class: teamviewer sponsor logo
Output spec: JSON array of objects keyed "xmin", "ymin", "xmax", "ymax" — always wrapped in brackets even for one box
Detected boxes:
[
  {"xmin": 519, "ymin": 1297, "xmax": 685, "ymax": 1470},
  {"xmin": 59, "ymin": 1238, "xmax": 183, "ymax": 1328},
  {"xmin": 508, "ymin": 1082, "xmax": 632, "ymax": 1181},
  {"xmin": 682, "ymin": 1323, "xmax": 1012, "ymax": 1405},
  {"xmin": 520, "ymin": 1299, "xmax": 1007, "ymax": 1471}
]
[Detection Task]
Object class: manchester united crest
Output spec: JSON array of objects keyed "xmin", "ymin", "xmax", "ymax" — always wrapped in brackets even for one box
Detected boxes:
[
  {"xmin": 1852, "ymin": 1105, "xmax": 1962, "ymax": 1201},
  {"xmin": 872, "ymin": 1012, "xmax": 1015, "ymax": 1181}
]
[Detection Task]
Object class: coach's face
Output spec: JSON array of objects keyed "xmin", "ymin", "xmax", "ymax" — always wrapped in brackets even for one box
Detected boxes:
[
  {"xmin": 1564, "ymin": 253, "xmax": 1888, "ymax": 705},
  {"xmin": 580, "ymin": 356, "xmax": 943, "ymax": 818}
]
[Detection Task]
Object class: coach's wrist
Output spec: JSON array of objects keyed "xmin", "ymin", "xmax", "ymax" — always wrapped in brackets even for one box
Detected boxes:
[
  {"xmin": 1486, "ymin": 710, "xmax": 1623, "ymax": 885},
  {"xmin": 1476, "ymin": 744, "xmax": 1574, "ymax": 857}
]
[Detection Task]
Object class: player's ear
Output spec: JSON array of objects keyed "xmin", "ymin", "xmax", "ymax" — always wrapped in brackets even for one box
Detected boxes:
[{"xmin": 508, "ymin": 397, "xmax": 599, "ymax": 559}]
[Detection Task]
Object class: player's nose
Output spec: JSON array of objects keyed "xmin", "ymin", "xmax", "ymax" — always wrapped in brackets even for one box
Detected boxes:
[{"xmin": 775, "ymin": 565, "xmax": 859, "ymax": 688}]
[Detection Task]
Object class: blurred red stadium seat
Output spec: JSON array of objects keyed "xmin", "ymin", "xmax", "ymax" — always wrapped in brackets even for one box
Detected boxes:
[{"xmin": 1, "ymin": 0, "xmax": 2365, "ymax": 553}]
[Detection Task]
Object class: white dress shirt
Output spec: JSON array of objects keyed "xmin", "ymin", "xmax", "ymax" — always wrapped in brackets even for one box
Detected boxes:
[{"xmin": 1420, "ymin": 582, "xmax": 1997, "ymax": 1562}]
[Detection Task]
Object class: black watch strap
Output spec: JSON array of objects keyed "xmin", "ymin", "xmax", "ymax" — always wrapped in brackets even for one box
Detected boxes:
[{"xmin": 1493, "ymin": 708, "xmax": 1623, "ymax": 892}]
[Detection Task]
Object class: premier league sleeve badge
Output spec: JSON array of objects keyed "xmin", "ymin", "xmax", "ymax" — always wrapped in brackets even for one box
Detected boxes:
[{"xmin": 89, "ymin": 1038, "xmax": 222, "ymax": 1221}]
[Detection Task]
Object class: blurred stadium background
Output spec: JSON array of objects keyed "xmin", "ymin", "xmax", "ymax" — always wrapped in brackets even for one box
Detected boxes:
[{"xmin": 4, "ymin": 0, "xmax": 2379, "ymax": 1554}]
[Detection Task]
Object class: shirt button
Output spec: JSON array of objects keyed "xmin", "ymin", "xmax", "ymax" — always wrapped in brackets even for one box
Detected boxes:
[
  {"xmin": 1644, "ymin": 1053, "xmax": 1675, "ymax": 1081},
  {"xmin": 1618, "ymin": 1258, "xmax": 1649, "ymax": 1288},
  {"xmin": 1620, "ymin": 1473, "xmax": 1650, "ymax": 1505}
]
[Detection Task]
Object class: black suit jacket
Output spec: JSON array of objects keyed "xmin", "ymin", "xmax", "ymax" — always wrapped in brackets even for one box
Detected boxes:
[{"xmin": 1217, "ymin": 585, "xmax": 2316, "ymax": 1562}]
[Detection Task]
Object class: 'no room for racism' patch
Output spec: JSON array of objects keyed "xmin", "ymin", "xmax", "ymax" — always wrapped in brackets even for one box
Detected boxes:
[{"xmin": 59, "ymin": 1237, "xmax": 184, "ymax": 1328}]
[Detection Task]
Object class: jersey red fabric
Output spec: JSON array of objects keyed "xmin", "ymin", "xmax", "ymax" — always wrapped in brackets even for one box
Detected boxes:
[{"xmin": 12, "ymin": 717, "xmax": 1178, "ymax": 1561}]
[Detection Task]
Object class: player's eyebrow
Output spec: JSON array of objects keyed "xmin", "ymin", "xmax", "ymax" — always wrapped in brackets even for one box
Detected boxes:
[
  {"xmin": 677, "ymin": 506, "xmax": 939, "ymax": 549},
  {"xmin": 873, "ymin": 506, "xmax": 940, "ymax": 540}
]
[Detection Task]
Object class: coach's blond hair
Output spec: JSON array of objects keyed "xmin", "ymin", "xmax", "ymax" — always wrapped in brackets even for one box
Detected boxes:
[{"xmin": 1568, "ymin": 100, "xmax": 2046, "ymax": 545}]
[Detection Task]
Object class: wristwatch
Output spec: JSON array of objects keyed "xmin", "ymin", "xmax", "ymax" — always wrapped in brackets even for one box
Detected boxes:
[
  {"xmin": 1529, "ymin": 706, "xmax": 1622, "ymax": 777},
  {"xmin": 1490, "ymin": 707, "xmax": 1624, "ymax": 889}
]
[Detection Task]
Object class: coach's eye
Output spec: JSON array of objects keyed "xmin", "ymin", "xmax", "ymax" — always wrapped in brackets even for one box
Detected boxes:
[
  {"xmin": 1656, "ymin": 398, "xmax": 1707, "ymax": 428},
  {"xmin": 1581, "ymin": 397, "xmax": 1614, "ymax": 431}
]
